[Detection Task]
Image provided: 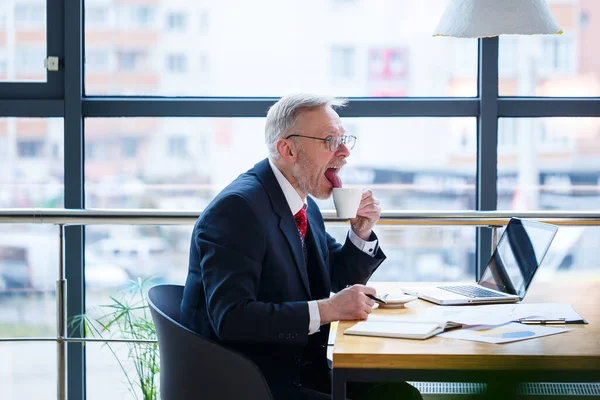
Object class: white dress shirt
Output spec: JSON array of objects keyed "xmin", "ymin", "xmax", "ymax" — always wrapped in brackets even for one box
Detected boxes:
[{"xmin": 268, "ymin": 159, "xmax": 378, "ymax": 334}]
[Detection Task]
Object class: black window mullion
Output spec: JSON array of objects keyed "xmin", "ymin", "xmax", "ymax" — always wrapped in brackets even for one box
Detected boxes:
[
  {"xmin": 46, "ymin": 0, "xmax": 65, "ymax": 98},
  {"xmin": 63, "ymin": 0, "xmax": 85, "ymax": 399},
  {"xmin": 476, "ymin": 37, "xmax": 499, "ymax": 280},
  {"xmin": 82, "ymin": 97, "xmax": 480, "ymax": 118},
  {"xmin": 498, "ymin": 98, "xmax": 600, "ymax": 117}
]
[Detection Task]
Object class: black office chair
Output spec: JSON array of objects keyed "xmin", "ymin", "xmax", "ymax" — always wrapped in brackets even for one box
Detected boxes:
[{"xmin": 147, "ymin": 284, "xmax": 273, "ymax": 400}]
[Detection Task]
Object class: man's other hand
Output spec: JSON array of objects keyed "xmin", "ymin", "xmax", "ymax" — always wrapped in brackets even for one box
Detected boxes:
[
  {"xmin": 350, "ymin": 189, "xmax": 381, "ymax": 240},
  {"xmin": 317, "ymin": 284, "xmax": 377, "ymax": 325}
]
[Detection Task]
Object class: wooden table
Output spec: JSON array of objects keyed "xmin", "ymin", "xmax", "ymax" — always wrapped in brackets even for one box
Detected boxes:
[{"xmin": 332, "ymin": 282, "xmax": 600, "ymax": 399}]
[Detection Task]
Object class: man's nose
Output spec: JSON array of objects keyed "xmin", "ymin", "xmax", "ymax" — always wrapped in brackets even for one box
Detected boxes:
[{"xmin": 335, "ymin": 143, "xmax": 351, "ymax": 157}]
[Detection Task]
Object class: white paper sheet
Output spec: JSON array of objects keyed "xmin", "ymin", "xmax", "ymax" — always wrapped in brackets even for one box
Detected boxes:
[
  {"xmin": 511, "ymin": 303, "xmax": 585, "ymax": 322},
  {"xmin": 418, "ymin": 304, "xmax": 525, "ymax": 326},
  {"xmin": 418, "ymin": 303, "xmax": 585, "ymax": 326},
  {"xmin": 438, "ymin": 322, "xmax": 571, "ymax": 344}
]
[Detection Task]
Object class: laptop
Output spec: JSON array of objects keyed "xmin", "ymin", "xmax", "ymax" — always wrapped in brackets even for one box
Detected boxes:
[{"xmin": 402, "ymin": 218, "xmax": 559, "ymax": 305}]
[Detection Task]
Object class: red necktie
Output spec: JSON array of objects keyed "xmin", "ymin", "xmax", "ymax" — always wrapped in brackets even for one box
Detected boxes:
[{"xmin": 294, "ymin": 205, "xmax": 307, "ymax": 240}]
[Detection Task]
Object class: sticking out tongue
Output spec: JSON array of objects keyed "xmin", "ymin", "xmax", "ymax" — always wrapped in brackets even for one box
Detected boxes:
[{"xmin": 325, "ymin": 169, "xmax": 342, "ymax": 188}]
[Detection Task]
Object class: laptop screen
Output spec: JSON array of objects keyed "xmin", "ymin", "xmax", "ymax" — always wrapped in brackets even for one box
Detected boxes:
[{"xmin": 478, "ymin": 218, "xmax": 558, "ymax": 299}]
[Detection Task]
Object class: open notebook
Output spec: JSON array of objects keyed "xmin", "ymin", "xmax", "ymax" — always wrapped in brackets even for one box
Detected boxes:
[
  {"xmin": 344, "ymin": 320, "xmax": 460, "ymax": 340},
  {"xmin": 344, "ymin": 314, "xmax": 462, "ymax": 340}
]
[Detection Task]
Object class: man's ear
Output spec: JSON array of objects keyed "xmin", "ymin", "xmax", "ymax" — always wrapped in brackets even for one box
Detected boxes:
[{"xmin": 276, "ymin": 138, "xmax": 297, "ymax": 162}]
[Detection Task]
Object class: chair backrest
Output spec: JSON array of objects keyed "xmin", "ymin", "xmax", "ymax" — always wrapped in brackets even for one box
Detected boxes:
[{"xmin": 147, "ymin": 284, "xmax": 273, "ymax": 400}]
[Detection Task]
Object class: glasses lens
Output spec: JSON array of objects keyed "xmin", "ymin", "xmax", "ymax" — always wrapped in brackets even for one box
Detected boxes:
[
  {"xmin": 345, "ymin": 135, "xmax": 356, "ymax": 150},
  {"xmin": 330, "ymin": 135, "xmax": 356, "ymax": 151},
  {"xmin": 329, "ymin": 136, "xmax": 340, "ymax": 151}
]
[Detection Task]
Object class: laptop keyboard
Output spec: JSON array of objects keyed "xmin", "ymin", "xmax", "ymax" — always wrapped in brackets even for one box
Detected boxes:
[{"xmin": 437, "ymin": 285, "xmax": 508, "ymax": 298}]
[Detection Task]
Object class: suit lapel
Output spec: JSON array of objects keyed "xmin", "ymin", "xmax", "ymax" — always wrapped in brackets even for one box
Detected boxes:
[
  {"xmin": 253, "ymin": 159, "xmax": 311, "ymax": 297},
  {"xmin": 306, "ymin": 211, "xmax": 331, "ymax": 295}
]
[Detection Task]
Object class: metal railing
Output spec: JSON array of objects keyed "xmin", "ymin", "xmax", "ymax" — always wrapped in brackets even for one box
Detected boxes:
[
  {"xmin": 1, "ymin": 208, "xmax": 600, "ymax": 400},
  {"xmin": 2, "ymin": 208, "xmax": 600, "ymax": 225}
]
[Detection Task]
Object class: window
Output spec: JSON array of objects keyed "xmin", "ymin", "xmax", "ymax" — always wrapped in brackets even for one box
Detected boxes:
[
  {"xmin": 580, "ymin": 11, "xmax": 589, "ymax": 28},
  {"xmin": 167, "ymin": 54, "xmax": 187, "ymax": 73},
  {"xmin": 199, "ymin": 53, "xmax": 209, "ymax": 75},
  {"xmin": 368, "ymin": 48, "xmax": 410, "ymax": 96},
  {"xmin": 134, "ymin": 6, "xmax": 154, "ymax": 27},
  {"xmin": 330, "ymin": 46, "xmax": 355, "ymax": 81},
  {"xmin": 121, "ymin": 137, "xmax": 139, "ymax": 158},
  {"xmin": 118, "ymin": 5, "xmax": 155, "ymax": 29},
  {"xmin": 15, "ymin": 48, "xmax": 46, "ymax": 75},
  {"xmin": 86, "ymin": 6, "xmax": 109, "ymax": 28},
  {"xmin": 168, "ymin": 136, "xmax": 187, "ymax": 157},
  {"xmin": 17, "ymin": 140, "xmax": 44, "ymax": 158},
  {"xmin": 0, "ymin": 118, "xmax": 64, "ymax": 208},
  {"xmin": 85, "ymin": 141, "xmax": 110, "ymax": 162},
  {"xmin": 86, "ymin": 50, "xmax": 110, "ymax": 72},
  {"xmin": 85, "ymin": 0, "xmax": 477, "ymax": 96},
  {"xmin": 541, "ymin": 35, "xmax": 576, "ymax": 74},
  {"xmin": 82, "ymin": 117, "xmax": 477, "ymax": 287},
  {"xmin": 117, "ymin": 51, "xmax": 139, "ymax": 71},
  {"xmin": 499, "ymin": 36, "xmax": 519, "ymax": 77},
  {"xmin": 498, "ymin": 119, "xmax": 517, "ymax": 152},
  {"xmin": 497, "ymin": 118, "xmax": 600, "ymax": 280},
  {"xmin": 499, "ymin": 17, "xmax": 595, "ymax": 96},
  {"xmin": 369, "ymin": 48, "xmax": 408, "ymax": 80},
  {"xmin": 84, "ymin": 117, "xmax": 476, "ymax": 211},
  {"xmin": 199, "ymin": 11, "xmax": 209, "ymax": 33},
  {"xmin": 0, "ymin": 3, "xmax": 47, "ymax": 82},
  {"xmin": 167, "ymin": 12, "xmax": 186, "ymax": 31},
  {"xmin": 52, "ymin": 143, "xmax": 60, "ymax": 159},
  {"xmin": 6, "ymin": 1, "xmax": 600, "ymax": 398},
  {"xmin": 497, "ymin": 118, "xmax": 600, "ymax": 210},
  {"xmin": 15, "ymin": 4, "xmax": 45, "ymax": 29}
]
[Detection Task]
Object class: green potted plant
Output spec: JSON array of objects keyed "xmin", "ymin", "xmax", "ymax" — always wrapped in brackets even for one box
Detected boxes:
[{"xmin": 72, "ymin": 278, "xmax": 159, "ymax": 400}]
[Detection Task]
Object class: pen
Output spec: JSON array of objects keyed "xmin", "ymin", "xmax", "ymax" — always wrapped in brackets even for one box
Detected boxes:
[
  {"xmin": 345, "ymin": 285, "xmax": 387, "ymax": 304},
  {"xmin": 365, "ymin": 294, "xmax": 387, "ymax": 305},
  {"xmin": 519, "ymin": 318, "xmax": 566, "ymax": 325}
]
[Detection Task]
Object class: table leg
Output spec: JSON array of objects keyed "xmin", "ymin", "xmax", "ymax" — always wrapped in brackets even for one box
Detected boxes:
[{"xmin": 332, "ymin": 369, "xmax": 346, "ymax": 400}]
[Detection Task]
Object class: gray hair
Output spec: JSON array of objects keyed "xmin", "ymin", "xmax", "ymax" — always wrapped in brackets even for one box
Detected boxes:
[{"xmin": 265, "ymin": 94, "xmax": 348, "ymax": 159}]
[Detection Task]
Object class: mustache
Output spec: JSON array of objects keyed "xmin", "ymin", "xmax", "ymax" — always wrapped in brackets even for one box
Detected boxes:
[{"xmin": 327, "ymin": 159, "xmax": 347, "ymax": 169}]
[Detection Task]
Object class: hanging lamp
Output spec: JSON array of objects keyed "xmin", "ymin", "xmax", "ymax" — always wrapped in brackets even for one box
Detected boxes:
[{"xmin": 434, "ymin": 0, "xmax": 562, "ymax": 38}]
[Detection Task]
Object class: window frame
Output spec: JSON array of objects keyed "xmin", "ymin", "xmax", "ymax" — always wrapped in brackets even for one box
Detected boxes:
[
  {"xmin": 0, "ymin": 0, "xmax": 64, "ymax": 102},
  {"xmin": 0, "ymin": 1, "xmax": 599, "ymax": 399}
]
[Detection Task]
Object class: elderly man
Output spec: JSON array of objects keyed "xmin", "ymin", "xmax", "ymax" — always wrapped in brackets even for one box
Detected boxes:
[{"xmin": 181, "ymin": 94, "xmax": 421, "ymax": 399}]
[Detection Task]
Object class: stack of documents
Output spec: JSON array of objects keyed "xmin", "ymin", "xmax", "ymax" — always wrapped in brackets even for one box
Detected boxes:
[{"xmin": 343, "ymin": 302, "xmax": 585, "ymax": 343}]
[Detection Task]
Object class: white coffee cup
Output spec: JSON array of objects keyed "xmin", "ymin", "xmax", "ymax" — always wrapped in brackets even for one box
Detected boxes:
[{"xmin": 332, "ymin": 188, "xmax": 363, "ymax": 218}]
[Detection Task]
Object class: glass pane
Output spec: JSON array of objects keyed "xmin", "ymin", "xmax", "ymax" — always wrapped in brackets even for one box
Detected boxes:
[
  {"xmin": 87, "ymin": 342, "xmax": 157, "ymax": 400},
  {"xmin": 0, "ymin": 342, "xmax": 56, "ymax": 399},
  {"xmin": 0, "ymin": 224, "xmax": 57, "ymax": 337},
  {"xmin": 328, "ymin": 224, "xmax": 476, "ymax": 282},
  {"xmin": 85, "ymin": 242, "xmax": 162, "ymax": 399},
  {"xmin": 84, "ymin": 0, "xmax": 477, "ymax": 96},
  {"xmin": 85, "ymin": 225, "xmax": 188, "ymax": 334},
  {"xmin": 0, "ymin": 1, "xmax": 47, "ymax": 82},
  {"xmin": 497, "ymin": 118, "xmax": 600, "ymax": 282},
  {"xmin": 0, "ymin": 118, "xmax": 64, "ymax": 208},
  {"xmin": 499, "ymin": 1, "xmax": 600, "ymax": 96},
  {"xmin": 84, "ymin": 117, "xmax": 476, "ymax": 210}
]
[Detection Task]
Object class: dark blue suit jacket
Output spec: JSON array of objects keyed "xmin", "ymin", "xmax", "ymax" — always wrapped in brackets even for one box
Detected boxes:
[{"xmin": 180, "ymin": 158, "xmax": 385, "ymax": 386}]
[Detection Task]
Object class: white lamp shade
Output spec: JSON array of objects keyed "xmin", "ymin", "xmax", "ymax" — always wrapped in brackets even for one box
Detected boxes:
[{"xmin": 434, "ymin": 0, "xmax": 563, "ymax": 38}]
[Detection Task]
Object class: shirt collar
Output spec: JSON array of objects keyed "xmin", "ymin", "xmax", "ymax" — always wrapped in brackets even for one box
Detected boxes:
[{"xmin": 268, "ymin": 158, "xmax": 307, "ymax": 215}]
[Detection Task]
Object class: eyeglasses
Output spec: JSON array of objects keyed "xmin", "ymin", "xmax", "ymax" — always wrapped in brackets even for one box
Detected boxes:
[{"xmin": 285, "ymin": 134, "xmax": 357, "ymax": 152}]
